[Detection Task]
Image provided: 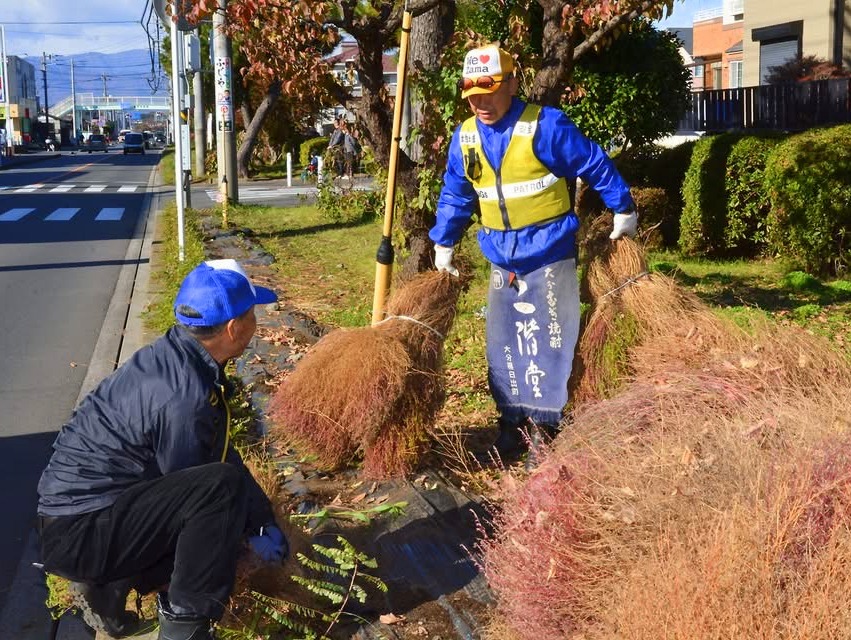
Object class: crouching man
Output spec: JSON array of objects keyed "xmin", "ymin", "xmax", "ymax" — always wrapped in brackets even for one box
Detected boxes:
[{"xmin": 37, "ymin": 259, "xmax": 288, "ymax": 640}]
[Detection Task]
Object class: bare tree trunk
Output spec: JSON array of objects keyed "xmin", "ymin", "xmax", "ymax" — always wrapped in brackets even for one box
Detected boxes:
[
  {"xmin": 530, "ymin": 0, "xmax": 576, "ymax": 106},
  {"xmin": 236, "ymin": 81, "xmax": 280, "ymax": 178}
]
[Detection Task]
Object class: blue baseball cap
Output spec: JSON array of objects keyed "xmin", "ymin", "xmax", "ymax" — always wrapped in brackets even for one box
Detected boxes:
[{"xmin": 174, "ymin": 259, "xmax": 278, "ymax": 326}]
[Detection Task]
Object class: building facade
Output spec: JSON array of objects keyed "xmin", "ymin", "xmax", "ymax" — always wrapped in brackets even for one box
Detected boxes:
[
  {"xmin": 742, "ymin": 0, "xmax": 851, "ymax": 85},
  {"xmin": 1, "ymin": 55, "xmax": 38, "ymax": 145},
  {"xmin": 692, "ymin": 0, "xmax": 745, "ymax": 90}
]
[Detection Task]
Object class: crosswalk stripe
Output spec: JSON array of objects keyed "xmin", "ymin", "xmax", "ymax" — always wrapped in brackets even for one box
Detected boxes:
[
  {"xmin": 14, "ymin": 185, "xmax": 43, "ymax": 193},
  {"xmin": 45, "ymin": 207, "xmax": 81, "ymax": 221},
  {"xmin": 50, "ymin": 185, "xmax": 74, "ymax": 193},
  {"xmin": 117, "ymin": 186, "xmax": 138, "ymax": 193},
  {"xmin": 0, "ymin": 208, "xmax": 35, "ymax": 221},
  {"xmin": 84, "ymin": 185, "xmax": 107, "ymax": 193},
  {"xmin": 95, "ymin": 208, "xmax": 124, "ymax": 221}
]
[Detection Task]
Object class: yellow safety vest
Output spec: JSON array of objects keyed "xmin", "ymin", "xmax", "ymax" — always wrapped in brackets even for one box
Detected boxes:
[{"xmin": 459, "ymin": 103, "xmax": 572, "ymax": 231}]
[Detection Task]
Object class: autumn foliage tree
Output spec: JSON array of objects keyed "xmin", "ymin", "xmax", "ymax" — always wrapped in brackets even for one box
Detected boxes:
[{"xmin": 181, "ymin": 0, "xmax": 680, "ymax": 269}]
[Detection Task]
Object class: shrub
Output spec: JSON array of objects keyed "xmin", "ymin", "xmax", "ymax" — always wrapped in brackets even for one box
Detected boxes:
[
  {"xmin": 764, "ymin": 125, "xmax": 851, "ymax": 274},
  {"xmin": 631, "ymin": 187, "xmax": 678, "ymax": 249},
  {"xmin": 299, "ymin": 136, "xmax": 329, "ymax": 167},
  {"xmin": 315, "ymin": 182, "xmax": 383, "ymax": 225},
  {"xmin": 781, "ymin": 271, "xmax": 822, "ymax": 292},
  {"xmin": 724, "ymin": 135, "xmax": 783, "ymax": 255},
  {"xmin": 679, "ymin": 133, "xmax": 741, "ymax": 256}
]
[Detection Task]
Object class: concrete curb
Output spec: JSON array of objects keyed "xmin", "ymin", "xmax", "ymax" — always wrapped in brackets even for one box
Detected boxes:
[{"xmin": 0, "ymin": 164, "xmax": 162, "ymax": 640}]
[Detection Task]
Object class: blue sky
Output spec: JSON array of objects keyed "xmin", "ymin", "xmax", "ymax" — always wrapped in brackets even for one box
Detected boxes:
[
  {"xmin": 655, "ymin": 0, "xmax": 721, "ymax": 29},
  {"xmin": 1, "ymin": 0, "xmax": 153, "ymax": 57},
  {"xmin": 0, "ymin": 0, "xmax": 716, "ymax": 58}
]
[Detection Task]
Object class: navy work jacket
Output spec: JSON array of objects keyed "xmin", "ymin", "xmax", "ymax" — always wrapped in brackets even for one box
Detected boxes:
[{"xmin": 37, "ymin": 326, "xmax": 274, "ymax": 531}]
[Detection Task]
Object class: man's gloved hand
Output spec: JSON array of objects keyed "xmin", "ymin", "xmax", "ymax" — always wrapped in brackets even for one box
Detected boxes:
[
  {"xmin": 248, "ymin": 524, "xmax": 288, "ymax": 563},
  {"xmin": 434, "ymin": 244, "xmax": 459, "ymax": 277},
  {"xmin": 609, "ymin": 210, "xmax": 638, "ymax": 240}
]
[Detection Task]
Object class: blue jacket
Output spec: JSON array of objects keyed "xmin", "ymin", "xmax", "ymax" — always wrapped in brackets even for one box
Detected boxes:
[
  {"xmin": 430, "ymin": 98, "xmax": 634, "ymax": 274},
  {"xmin": 37, "ymin": 326, "xmax": 274, "ymax": 531}
]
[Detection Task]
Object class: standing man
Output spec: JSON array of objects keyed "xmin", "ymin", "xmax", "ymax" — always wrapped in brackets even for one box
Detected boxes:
[
  {"xmin": 0, "ymin": 128, "xmax": 6, "ymax": 165},
  {"xmin": 37, "ymin": 259, "xmax": 288, "ymax": 640},
  {"xmin": 430, "ymin": 44, "xmax": 637, "ymax": 461}
]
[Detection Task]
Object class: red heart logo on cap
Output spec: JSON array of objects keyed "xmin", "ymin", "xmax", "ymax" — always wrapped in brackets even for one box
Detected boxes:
[{"xmin": 480, "ymin": 54, "xmax": 490, "ymax": 63}]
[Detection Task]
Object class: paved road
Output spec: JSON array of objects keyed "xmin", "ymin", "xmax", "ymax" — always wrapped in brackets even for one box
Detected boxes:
[{"xmin": 0, "ymin": 147, "xmax": 159, "ymax": 637}]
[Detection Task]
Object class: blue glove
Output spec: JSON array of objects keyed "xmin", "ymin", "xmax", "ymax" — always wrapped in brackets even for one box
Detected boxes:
[{"xmin": 248, "ymin": 524, "xmax": 288, "ymax": 563}]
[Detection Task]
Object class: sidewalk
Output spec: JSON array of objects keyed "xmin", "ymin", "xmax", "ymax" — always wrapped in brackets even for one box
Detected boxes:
[{"xmin": 0, "ymin": 150, "xmax": 61, "ymax": 171}]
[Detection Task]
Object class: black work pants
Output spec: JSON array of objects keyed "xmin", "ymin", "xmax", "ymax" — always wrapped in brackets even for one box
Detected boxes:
[{"xmin": 39, "ymin": 463, "xmax": 249, "ymax": 620}]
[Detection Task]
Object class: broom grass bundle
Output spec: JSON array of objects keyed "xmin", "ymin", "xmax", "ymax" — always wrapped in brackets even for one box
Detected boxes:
[
  {"xmin": 480, "ymin": 229, "xmax": 851, "ymax": 639},
  {"xmin": 268, "ymin": 271, "xmax": 463, "ymax": 478}
]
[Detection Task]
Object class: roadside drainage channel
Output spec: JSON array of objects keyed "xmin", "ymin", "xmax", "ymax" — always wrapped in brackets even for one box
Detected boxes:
[{"xmin": 200, "ymin": 213, "xmax": 496, "ymax": 639}]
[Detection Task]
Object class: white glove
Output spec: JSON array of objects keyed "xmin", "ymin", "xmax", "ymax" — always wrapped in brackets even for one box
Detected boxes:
[
  {"xmin": 609, "ymin": 210, "xmax": 638, "ymax": 240},
  {"xmin": 434, "ymin": 244, "xmax": 459, "ymax": 277}
]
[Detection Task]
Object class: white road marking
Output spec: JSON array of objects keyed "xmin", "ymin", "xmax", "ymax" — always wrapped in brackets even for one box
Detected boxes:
[
  {"xmin": 84, "ymin": 185, "xmax": 107, "ymax": 193},
  {"xmin": 49, "ymin": 185, "xmax": 74, "ymax": 193},
  {"xmin": 95, "ymin": 208, "xmax": 124, "ymax": 221},
  {"xmin": 117, "ymin": 185, "xmax": 138, "ymax": 193},
  {"xmin": 0, "ymin": 208, "xmax": 35, "ymax": 221},
  {"xmin": 45, "ymin": 207, "xmax": 81, "ymax": 221},
  {"xmin": 14, "ymin": 184, "xmax": 43, "ymax": 193}
]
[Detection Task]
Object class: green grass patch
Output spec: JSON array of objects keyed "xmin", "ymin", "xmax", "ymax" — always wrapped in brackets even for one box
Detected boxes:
[
  {"xmin": 143, "ymin": 204, "xmax": 207, "ymax": 334},
  {"xmin": 781, "ymin": 270, "xmax": 822, "ymax": 292},
  {"xmin": 226, "ymin": 202, "xmax": 379, "ymax": 327}
]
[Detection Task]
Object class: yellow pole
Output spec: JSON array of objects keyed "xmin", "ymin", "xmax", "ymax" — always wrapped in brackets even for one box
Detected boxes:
[{"xmin": 371, "ymin": 9, "xmax": 413, "ymax": 326}]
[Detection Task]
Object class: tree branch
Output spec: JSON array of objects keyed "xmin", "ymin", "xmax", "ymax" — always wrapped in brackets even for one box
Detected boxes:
[{"xmin": 573, "ymin": 0, "xmax": 661, "ymax": 60}]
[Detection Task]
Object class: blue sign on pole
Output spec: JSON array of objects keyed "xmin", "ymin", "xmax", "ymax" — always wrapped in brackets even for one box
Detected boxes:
[{"xmin": 132, "ymin": 111, "xmax": 141, "ymax": 120}]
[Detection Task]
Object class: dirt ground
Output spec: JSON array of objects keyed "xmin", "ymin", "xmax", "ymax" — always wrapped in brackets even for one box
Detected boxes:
[{"xmin": 199, "ymin": 214, "xmax": 501, "ymax": 640}]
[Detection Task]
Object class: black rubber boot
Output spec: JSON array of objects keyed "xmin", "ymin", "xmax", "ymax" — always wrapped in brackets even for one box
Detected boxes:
[
  {"xmin": 157, "ymin": 593, "xmax": 215, "ymax": 640},
  {"xmin": 492, "ymin": 418, "xmax": 526, "ymax": 459},
  {"xmin": 68, "ymin": 578, "xmax": 139, "ymax": 638},
  {"xmin": 524, "ymin": 423, "xmax": 558, "ymax": 472}
]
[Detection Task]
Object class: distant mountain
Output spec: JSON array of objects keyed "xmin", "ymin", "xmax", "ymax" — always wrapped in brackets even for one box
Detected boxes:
[{"xmin": 26, "ymin": 49, "xmax": 170, "ymax": 110}]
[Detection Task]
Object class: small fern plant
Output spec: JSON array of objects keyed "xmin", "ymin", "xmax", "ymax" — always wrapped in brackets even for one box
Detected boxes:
[{"xmin": 218, "ymin": 535, "xmax": 387, "ymax": 640}]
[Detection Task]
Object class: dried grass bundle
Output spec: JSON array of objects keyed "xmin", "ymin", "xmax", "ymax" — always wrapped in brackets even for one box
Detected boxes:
[
  {"xmin": 268, "ymin": 272, "xmax": 462, "ymax": 478},
  {"xmin": 575, "ymin": 238, "xmax": 727, "ymax": 401},
  {"xmin": 482, "ymin": 236, "xmax": 851, "ymax": 639}
]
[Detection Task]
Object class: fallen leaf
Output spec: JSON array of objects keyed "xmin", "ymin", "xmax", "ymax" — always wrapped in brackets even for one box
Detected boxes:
[
  {"xmin": 350, "ymin": 492, "xmax": 367, "ymax": 503},
  {"xmin": 379, "ymin": 613, "xmax": 405, "ymax": 625},
  {"xmin": 739, "ymin": 355, "xmax": 759, "ymax": 369}
]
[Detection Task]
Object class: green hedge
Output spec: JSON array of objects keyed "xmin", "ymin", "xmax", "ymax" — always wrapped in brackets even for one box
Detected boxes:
[
  {"xmin": 723, "ymin": 134, "xmax": 783, "ymax": 255},
  {"xmin": 615, "ymin": 142, "xmax": 695, "ymax": 246},
  {"xmin": 765, "ymin": 124, "xmax": 851, "ymax": 274},
  {"xmin": 299, "ymin": 136, "xmax": 329, "ymax": 167},
  {"xmin": 679, "ymin": 133, "xmax": 740, "ymax": 256}
]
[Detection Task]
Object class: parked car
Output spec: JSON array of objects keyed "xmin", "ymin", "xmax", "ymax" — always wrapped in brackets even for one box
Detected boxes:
[
  {"xmin": 86, "ymin": 134, "xmax": 108, "ymax": 153},
  {"xmin": 123, "ymin": 132, "xmax": 146, "ymax": 155}
]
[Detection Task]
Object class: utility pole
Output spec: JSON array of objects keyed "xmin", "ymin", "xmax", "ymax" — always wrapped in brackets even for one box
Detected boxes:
[
  {"xmin": 99, "ymin": 73, "xmax": 110, "ymax": 97},
  {"xmin": 71, "ymin": 59, "xmax": 78, "ymax": 145},
  {"xmin": 192, "ymin": 29, "xmax": 205, "ymax": 178},
  {"xmin": 41, "ymin": 52, "xmax": 51, "ymax": 137},
  {"xmin": 0, "ymin": 24, "xmax": 14, "ymax": 153},
  {"xmin": 213, "ymin": 0, "xmax": 238, "ymax": 202}
]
